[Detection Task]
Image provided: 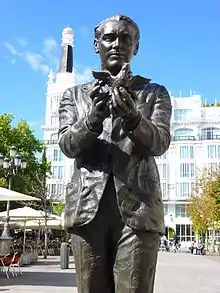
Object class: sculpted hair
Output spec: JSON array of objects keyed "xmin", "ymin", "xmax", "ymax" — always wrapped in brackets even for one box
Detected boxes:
[{"xmin": 94, "ymin": 15, "xmax": 140, "ymax": 42}]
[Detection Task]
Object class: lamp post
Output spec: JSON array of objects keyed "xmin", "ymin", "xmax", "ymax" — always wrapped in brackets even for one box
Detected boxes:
[
  {"xmin": 167, "ymin": 213, "xmax": 173, "ymax": 242},
  {"xmin": 0, "ymin": 146, "xmax": 27, "ymax": 239}
]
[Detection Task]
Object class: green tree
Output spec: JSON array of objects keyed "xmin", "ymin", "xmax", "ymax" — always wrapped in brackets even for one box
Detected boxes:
[
  {"xmin": 187, "ymin": 169, "xmax": 220, "ymax": 241},
  {"xmin": 26, "ymin": 145, "xmax": 52, "ymax": 259},
  {"xmin": 0, "ymin": 113, "xmax": 51, "ymax": 210},
  {"xmin": 52, "ymin": 203, "xmax": 65, "ymax": 216}
]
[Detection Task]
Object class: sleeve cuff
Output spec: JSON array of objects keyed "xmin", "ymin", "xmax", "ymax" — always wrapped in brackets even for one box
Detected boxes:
[
  {"xmin": 85, "ymin": 116, "xmax": 103, "ymax": 134},
  {"xmin": 121, "ymin": 111, "xmax": 142, "ymax": 132}
]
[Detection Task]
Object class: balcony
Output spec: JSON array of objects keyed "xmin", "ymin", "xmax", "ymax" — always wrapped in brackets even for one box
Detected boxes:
[
  {"xmin": 172, "ymin": 136, "xmax": 196, "ymax": 141},
  {"xmin": 199, "ymin": 135, "xmax": 220, "ymax": 140},
  {"xmin": 44, "ymin": 140, "xmax": 58, "ymax": 145}
]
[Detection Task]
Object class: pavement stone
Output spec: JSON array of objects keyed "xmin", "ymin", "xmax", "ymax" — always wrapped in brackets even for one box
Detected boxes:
[{"xmin": 0, "ymin": 252, "xmax": 220, "ymax": 292}]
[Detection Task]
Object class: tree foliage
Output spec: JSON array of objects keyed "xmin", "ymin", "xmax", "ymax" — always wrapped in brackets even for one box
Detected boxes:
[
  {"xmin": 187, "ymin": 168, "xmax": 220, "ymax": 234},
  {"xmin": 0, "ymin": 113, "xmax": 51, "ymax": 211},
  {"xmin": 52, "ymin": 203, "xmax": 65, "ymax": 216}
]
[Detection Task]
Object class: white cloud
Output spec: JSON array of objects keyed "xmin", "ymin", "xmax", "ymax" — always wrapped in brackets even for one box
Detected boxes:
[
  {"xmin": 4, "ymin": 37, "xmax": 59, "ymax": 75},
  {"xmin": 16, "ymin": 37, "xmax": 28, "ymax": 47},
  {"xmin": 4, "ymin": 42, "xmax": 18, "ymax": 55},
  {"xmin": 75, "ymin": 67, "xmax": 93, "ymax": 84},
  {"xmin": 43, "ymin": 37, "xmax": 57, "ymax": 51},
  {"xmin": 25, "ymin": 52, "xmax": 50, "ymax": 74},
  {"xmin": 41, "ymin": 37, "xmax": 59, "ymax": 69},
  {"xmin": 3, "ymin": 35, "xmax": 95, "ymax": 81}
]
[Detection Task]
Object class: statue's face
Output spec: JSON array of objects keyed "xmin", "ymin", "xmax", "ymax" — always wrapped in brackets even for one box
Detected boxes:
[{"xmin": 94, "ymin": 20, "xmax": 139, "ymax": 75}]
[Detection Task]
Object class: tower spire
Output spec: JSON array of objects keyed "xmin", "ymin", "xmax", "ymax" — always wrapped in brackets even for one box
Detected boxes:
[{"xmin": 58, "ymin": 27, "xmax": 74, "ymax": 73}]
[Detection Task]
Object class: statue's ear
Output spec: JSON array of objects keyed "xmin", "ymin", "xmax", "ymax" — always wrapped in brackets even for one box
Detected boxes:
[
  {"xmin": 134, "ymin": 42, "xmax": 139, "ymax": 56},
  {"xmin": 94, "ymin": 38, "xmax": 99, "ymax": 54}
]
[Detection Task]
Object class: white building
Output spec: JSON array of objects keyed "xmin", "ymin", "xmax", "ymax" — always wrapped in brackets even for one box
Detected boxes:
[
  {"xmin": 43, "ymin": 27, "xmax": 220, "ymax": 244},
  {"xmin": 43, "ymin": 27, "xmax": 76, "ymax": 202},
  {"xmin": 159, "ymin": 95, "xmax": 220, "ymax": 244}
]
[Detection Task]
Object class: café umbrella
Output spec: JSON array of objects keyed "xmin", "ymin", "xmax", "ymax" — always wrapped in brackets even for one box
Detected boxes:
[
  {"xmin": 0, "ymin": 187, "xmax": 40, "ymax": 202},
  {"xmin": 0, "ymin": 207, "xmax": 55, "ymax": 252}
]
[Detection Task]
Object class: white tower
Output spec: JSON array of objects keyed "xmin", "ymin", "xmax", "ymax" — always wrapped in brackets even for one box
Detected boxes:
[{"xmin": 42, "ymin": 27, "xmax": 75, "ymax": 202}]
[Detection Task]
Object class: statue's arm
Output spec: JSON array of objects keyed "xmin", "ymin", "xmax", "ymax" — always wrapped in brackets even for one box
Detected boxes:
[
  {"xmin": 58, "ymin": 87, "xmax": 102, "ymax": 158},
  {"xmin": 125, "ymin": 85, "xmax": 172, "ymax": 156}
]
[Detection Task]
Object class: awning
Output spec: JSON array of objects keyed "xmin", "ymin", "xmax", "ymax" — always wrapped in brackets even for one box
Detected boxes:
[{"xmin": 0, "ymin": 187, "xmax": 40, "ymax": 202}]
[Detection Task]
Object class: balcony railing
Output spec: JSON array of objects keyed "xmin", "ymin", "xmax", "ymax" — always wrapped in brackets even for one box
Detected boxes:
[
  {"xmin": 172, "ymin": 135, "xmax": 220, "ymax": 141},
  {"xmin": 172, "ymin": 136, "xmax": 195, "ymax": 141},
  {"xmin": 199, "ymin": 135, "xmax": 220, "ymax": 140},
  {"xmin": 45, "ymin": 136, "xmax": 220, "ymax": 144},
  {"xmin": 44, "ymin": 140, "xmax": 58, "ymax": 145}
]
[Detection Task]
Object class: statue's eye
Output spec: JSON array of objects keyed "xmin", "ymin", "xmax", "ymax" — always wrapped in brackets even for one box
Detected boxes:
[
  {"xmin": 120, "ymin": 34, "xmax": 132, "ymax": 44},
  {"xmin": 103, "ymin": 33, "xmax": 116, "ymax": 41}
]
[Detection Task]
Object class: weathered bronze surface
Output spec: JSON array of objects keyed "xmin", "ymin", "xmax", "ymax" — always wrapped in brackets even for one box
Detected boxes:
[{"xmin": 58, "ymin": 14, "xmax": 172, "ymax": 293}]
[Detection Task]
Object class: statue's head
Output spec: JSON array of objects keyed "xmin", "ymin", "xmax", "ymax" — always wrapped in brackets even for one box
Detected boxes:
[{"xmin": 94, "ymin": 15, "xmax": 140, "ymax": 75}]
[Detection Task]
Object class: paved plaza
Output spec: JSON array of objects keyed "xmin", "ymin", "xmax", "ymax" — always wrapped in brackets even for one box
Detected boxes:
[{"xmin": 1, "ymin": 252, "xmax": 220, "ymax": 292}]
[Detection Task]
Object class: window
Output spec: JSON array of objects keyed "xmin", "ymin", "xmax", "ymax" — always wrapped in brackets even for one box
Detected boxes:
[
  {"xmin": 57, "ymin": 184, "xmax": 63, "ymax": 196},
  {"xmin": 201, "ymin": 127, "xmax": 220, "ymax": 140},
  {"xmin": 206, "ymin": 162, "xmax": 220, "ymax": 171},
  {"xmin": 207, "ymin": 145, "xmax": 220, "ymax": 159},
  {"xmin": 59, "ymin": 150, "xmax": 63, "ymax": 161},
  {"xmin": 51, "ymin": 184, "xmax": 56, "ymax": 194},
  {"xmin": 47, "ymin": 184, "xmax": 64, "ymax": 197},
  {"xmin": 52, "ymin": 166, "xmax": 57, "ymax": 179},
  {"xmin": 180, "ymin": 146, "xmax": 194, "ymax": 159},
  {"xmin": 58, "ymin": 166, "xmax": 63, "ymax": 179},
  {"xmin": 51, "ymin": 96, "xmax": 60, "ymax": 112},
  {"xmin": 53, "ymin": 149, "xmax": 63, "ymax": 161},
  {"xmin": 174, "ymin": 109, "xmax": 192, "ymax": 122},
  {"xmin": 51, "ymin": 116, "xmax": 58, "ymax": 126},
  {"xmin": 157, "ymin": 153, "xmax": 167, "ymax": 160},
  {"xmin": 51, "ymin": 133, "xmax": 58, "ymax": 142},
  {"xmin": 162, "ymin": 183, "xmax": 167, "ymax": 199},
  {"xmin": 180, "ymin": 163, "xmax": 195, "ymax": 177},
  {"xmin": 162, "ymin": 164, "xmax": 167, "ymax": 179},
  {"xmin": 52, "ymin": 166, "xmax": 63, "ymax": 179},
  {"xmin": 175, "ymin": 204, "xmax": 187, "ymax": 218},
  {"xmin": 157, "ymin": 164, "xmax": 167, "ymax": 179},
  {"xmin": 176, "ymin": 182, "xmax": 194, "ymax": 198},
  {"xmin": 163, "ymin": 204, "xmax": 168, "ymax": 215},
  {"xmin": 46, "ymin": 184, "xmax": 50, "ymax": 194},
  {"xmin": 174, "ymin": 128, "xmax": 194, "ymax": 137},
  {"xmin": 53, "ymin": 149, "xmax": 58, "ymax": 161},
  {"xmin": 175, "ymin": 224, "xmax": 194, "ymax": 242}
]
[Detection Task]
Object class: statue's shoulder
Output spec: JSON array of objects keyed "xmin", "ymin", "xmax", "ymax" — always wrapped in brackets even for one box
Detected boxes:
[
  {"xmin": 71, "ymin": 80, "xmax": 95, "ymax": 92},
  {"xmin": 62, "ymin": 80, "xmax": 94, "ymax": 99},
  {"xmin": 141, "ymin": 82, "xmax": 163, "ymax": 92}
]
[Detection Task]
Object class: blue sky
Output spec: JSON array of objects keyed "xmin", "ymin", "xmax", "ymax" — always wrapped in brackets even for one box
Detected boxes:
[{"xmin": 0, "ymin": 0, "xmax": 219, "ymax": 138}]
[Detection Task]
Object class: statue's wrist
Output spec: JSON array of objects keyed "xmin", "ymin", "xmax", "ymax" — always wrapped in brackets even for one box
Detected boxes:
[
  {"xmin": 86, "ymin": 113, "xmax": 103, "ymax": 133},
  {"xmin": 122, "ymin": 111, "xmax": 141, "ymax": 131}
]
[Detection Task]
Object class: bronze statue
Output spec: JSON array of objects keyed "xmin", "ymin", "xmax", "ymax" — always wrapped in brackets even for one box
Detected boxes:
[{"xmin": 58, "ymin": 14, "xmax": 172, "ymax": 293}]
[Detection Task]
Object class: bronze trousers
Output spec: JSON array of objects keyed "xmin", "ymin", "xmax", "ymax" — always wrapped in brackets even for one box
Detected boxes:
[{"xmin": 71, "ymin": 176, "xmax": 160, "ymax": 293}]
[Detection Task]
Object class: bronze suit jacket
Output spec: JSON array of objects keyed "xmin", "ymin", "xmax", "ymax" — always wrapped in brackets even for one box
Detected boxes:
[{"xmin": 58, "ymin": 77, "xmax": 172, "ymax": 234}]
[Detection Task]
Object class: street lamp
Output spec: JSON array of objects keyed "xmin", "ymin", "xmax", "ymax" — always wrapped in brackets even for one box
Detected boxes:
[{"xmin": 0, "ymin": 146, "xmax": 27, "ymax": 239}]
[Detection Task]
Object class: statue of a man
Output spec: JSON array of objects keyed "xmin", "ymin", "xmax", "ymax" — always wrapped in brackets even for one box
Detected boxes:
[{"xmin": 58, "ymin": 14, "xmax": 172, "ymax": 293}]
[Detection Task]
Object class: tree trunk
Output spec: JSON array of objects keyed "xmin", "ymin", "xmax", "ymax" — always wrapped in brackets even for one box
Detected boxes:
[{"xmin": 43, "ymin": 216, "xmax": 48, "ymax": 259}]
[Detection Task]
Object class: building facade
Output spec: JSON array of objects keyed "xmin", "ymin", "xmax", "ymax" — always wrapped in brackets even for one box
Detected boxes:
[
  {"xmin": 159, "ymin": 95, "xmax": 220, "ymax": 245},
  {"xmin": 43, "ymin": 28, "xmax": 220, "ymax": 245},
  {"xmin": 43, "ymin": 27, "xmax": 76, "ymax": 202}
]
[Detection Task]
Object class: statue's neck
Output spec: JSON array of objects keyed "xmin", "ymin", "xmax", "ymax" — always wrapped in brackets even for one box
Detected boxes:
[{"xmin": 101, "ymin": 63, "xmax": 131, "ymax": 77}]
